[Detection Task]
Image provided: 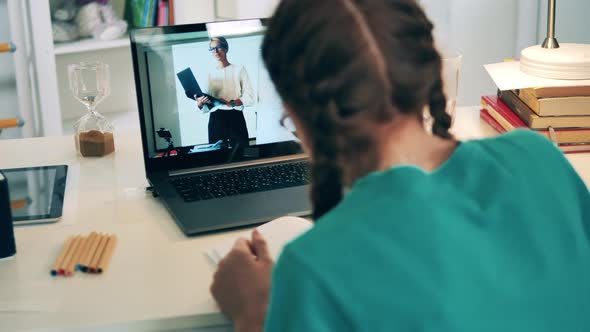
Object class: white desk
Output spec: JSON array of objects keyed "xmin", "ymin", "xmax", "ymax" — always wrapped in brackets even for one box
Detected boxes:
[{"xmin": 1, "ymin": 107, "xmax": 589, "ymax": 331}]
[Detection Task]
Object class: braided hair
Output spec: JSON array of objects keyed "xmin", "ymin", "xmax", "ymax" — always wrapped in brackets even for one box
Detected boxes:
[{"xmin": 262, "ymin": 0, "xmax": 452, "ymax": 220}]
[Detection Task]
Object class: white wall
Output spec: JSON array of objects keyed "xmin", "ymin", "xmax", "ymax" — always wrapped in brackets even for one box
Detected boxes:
[
  {"xmin": 174, "ymin": 0, "xmax": 216, "ymax": 24},
  {"xmin": 216, "ymin": 0, "xmax": 279, "ymax": 19},
  {"xmin": 223, "ymin": 0, "xmax": 529, "ymax": 107},
  {"xmin": 147, "ymin": 50, "xmax": 182, "ymax": 150},
  {"xmin": 55, "ymin": 48, "xmax": 138, "ymax": 122},
  {"xmin": 537, "ymin": 0, "xmax": 590, "ymax": 44},
  {"xmin": 222, "ymin": 0, "xmax": 528, "ymax": 107},
  {"xmin": 45, "ymin": 0, "xmax": 590, "ymax": 134},
  {"xmin": 427, "ymin": 0, "xmax": 589, "ymax": 106},
  {"xmin": 421, "ymin": 0, "xmax": 523, "ymax": 106}
]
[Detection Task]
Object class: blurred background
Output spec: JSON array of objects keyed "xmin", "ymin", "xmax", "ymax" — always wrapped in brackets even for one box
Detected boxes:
[{"xmin": 0, "ymin": 0, "xmax": 588, "ymax": 139}]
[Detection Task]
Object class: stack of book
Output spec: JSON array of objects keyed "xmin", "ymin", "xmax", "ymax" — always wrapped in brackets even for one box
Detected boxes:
[{"xmin": 481, "ymin": 85, "xmax": 590, "ymax": 153}]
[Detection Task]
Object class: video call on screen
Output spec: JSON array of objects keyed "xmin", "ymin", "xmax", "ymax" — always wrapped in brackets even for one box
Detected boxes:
[{"xmin": 134, "ymin": 22, "xmax": 298, "ymax": 160}]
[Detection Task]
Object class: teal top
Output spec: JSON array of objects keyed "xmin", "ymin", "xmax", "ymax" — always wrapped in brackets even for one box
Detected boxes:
[{"xmin": 265, "ymin": 130, "xmax": 590, "ymax": 331}]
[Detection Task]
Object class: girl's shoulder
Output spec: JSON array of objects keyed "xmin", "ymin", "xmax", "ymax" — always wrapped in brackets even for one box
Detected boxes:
[
  {"xmin": 475, "ymin": 129, "xmax": 555, "ymax": 152},
  {"xmin": 463, "ymin": 129, "xmax": 564, "ymax": 168}
]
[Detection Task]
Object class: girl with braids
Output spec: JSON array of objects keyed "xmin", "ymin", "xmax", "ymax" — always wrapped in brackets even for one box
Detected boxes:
[{"xmin": 210, "ymin": 0, "xmax": 590, "ymax": 331}]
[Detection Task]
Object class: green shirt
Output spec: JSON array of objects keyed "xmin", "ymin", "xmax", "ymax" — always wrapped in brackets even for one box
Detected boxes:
[{"xmin": 265, "ymin": 130, "xmax": 590, "ymax": 331}]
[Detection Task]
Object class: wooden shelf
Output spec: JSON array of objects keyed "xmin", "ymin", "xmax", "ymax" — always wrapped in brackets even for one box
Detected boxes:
[{"xmin": 54, "ymin": 37, "xmax": 130, "ymax": 55}]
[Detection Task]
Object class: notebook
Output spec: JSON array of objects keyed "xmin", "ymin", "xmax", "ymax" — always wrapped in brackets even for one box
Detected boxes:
[{"xmin": 204, "ymin": 216, "xmax": 313, "ymax": 266}]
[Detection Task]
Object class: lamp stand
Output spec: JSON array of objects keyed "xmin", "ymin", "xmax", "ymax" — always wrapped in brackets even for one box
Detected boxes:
[{"xmin": 520, "ymin": 0, "xmax": 590, "ymax": 80}]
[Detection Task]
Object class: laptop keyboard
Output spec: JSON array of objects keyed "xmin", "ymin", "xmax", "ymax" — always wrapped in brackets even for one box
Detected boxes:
[{"xmin": 170, "ymin": 161, "xmax": 310, "ymax": 202}]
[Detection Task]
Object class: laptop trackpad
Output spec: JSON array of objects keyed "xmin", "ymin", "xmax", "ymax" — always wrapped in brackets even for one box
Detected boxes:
[{"xmin": 165, "ymin": 185, "xmax": 311, "ymax": 235}]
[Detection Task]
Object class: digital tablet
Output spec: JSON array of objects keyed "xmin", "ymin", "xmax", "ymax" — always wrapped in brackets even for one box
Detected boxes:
[{"xmin": 2, "ymin": 165, "xmax": 68, "ymax": 225}]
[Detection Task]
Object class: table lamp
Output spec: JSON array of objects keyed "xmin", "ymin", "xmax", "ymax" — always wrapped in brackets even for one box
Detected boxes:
[{"xmin": 520, "ymin": 0, "xmax": 590, "ymax": 79}]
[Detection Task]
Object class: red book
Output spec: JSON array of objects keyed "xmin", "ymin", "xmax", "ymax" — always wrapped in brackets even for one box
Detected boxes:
[
  {"xmin": 481, "ymin": 108, "xmax": 590, "ymax": 153},
  {"xmin": 480, "ymin": 108, "xmax": 506, "ymax": 134},
  {"xmin": 481, "ymin": 95, "xmax": 527, "ymax": 130}
]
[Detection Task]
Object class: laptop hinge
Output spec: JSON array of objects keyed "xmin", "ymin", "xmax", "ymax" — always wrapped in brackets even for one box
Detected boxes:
[{"xmin": 168, "ymin": 154, "xmax": 308, "ymax": 177}]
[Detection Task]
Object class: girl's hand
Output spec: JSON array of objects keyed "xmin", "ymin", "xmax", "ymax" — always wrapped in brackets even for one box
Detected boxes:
[{"xmin": 210, "ymin": 230, "xmax": 273, "ymax": 332}]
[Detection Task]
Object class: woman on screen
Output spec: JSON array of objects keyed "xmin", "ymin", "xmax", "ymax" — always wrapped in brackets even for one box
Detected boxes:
[
  {"xmin": 195, "ymin": 37, "xmax": 255, "ymax": 147},
  {"xmin": 209, "ymin": 0, "xmax": 590, "ymax": 331}
]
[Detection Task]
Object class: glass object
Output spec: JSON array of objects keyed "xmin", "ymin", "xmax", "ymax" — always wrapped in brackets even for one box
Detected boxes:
[
  {"xmin": 441, "ymin": 51, "xmax": 462, "ymax": 125},
  {"xmin": 423, "ymin": 51, "xmax": 463, "ymax": 133},
  {"xmin": 68, "ymin": 61, "xmax": 115, "ymax": 157}
]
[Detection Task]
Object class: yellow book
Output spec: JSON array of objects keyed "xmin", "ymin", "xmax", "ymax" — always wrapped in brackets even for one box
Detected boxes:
[
  {"xmin": 498, "ymin": 90, "xmax": 590, "ymax": 129},
  {"xmin": 514, "ymin": 88, "xmax": 590, "ymax": 116},
  {"xmin": 521, "ymin": 86, "xmax": 590, "ymax": 99}
]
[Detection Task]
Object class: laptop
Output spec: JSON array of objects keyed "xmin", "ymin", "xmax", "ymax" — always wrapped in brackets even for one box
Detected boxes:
[{"xmin": 129, "ymin": 19, "xmax": 311, "ymax": 235}]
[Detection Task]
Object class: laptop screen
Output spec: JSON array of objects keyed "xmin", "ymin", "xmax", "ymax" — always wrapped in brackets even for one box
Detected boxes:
[{"xmin": 130, "ymin": 19, "xmax": 302, "ymax": 171}]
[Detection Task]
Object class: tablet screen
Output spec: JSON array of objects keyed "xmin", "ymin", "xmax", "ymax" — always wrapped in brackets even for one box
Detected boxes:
[{"xmin": 2, "ymin": 165, "xmax": 67, "ymax": 224}]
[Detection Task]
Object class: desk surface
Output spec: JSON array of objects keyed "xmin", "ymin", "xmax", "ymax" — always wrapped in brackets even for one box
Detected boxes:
[{"xmin": 1, "ymin": 107, "xmax": 589, "ymax": 331}]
